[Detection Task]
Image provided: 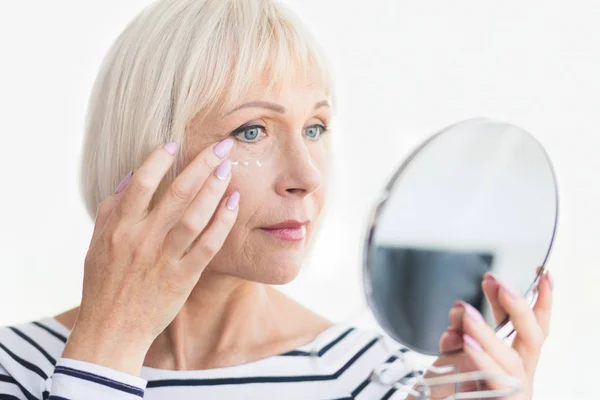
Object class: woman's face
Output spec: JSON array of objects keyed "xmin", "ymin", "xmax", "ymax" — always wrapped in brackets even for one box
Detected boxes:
[{"xmin": 185, "ymin": 71, "xmax": 332, "ymax": 284}]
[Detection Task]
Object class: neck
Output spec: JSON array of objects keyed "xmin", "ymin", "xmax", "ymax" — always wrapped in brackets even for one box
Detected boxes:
[
  {"xmin": 142, "ymin": 269, "xmax": 330, "ymax": 370},
  {"xmin": 53, "ymin": 271, "xmax": 333, "ymax": 371}
]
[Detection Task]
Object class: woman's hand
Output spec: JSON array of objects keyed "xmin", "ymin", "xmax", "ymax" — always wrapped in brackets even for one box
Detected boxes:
[
  {"xmin": 420, "ymin": 269, "xmax": 553, "ymax": 399},
  {"xmin": 62, "ymin": 139, "xmax": 239, "ymax": 376}
]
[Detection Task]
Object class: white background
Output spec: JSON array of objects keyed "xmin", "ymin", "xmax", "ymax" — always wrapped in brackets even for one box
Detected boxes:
[{"xmin": 0, "ymin": 1, "xmax": 598, "ymax": 398}]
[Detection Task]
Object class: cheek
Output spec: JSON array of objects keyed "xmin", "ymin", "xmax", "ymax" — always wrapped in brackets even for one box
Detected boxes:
[
  {"xmin": 312, "ymin": 147, "xmax": 331, "ymax": 210},
  {"xmin": 313, "ymin": 146, "xmax": 332, "ymax": 185},
  {"xmin": 225, "ymin": 162, "xmax": 270, "ymax": 222}
]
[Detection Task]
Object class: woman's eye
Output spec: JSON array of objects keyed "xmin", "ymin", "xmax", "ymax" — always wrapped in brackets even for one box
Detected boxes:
[
  {"xmin": 305, "ymin": 124, "xmax": 327, "ymax": 140},
  {"xmin": 232, "ymin": 125, "xmax": 266, "ymax": 143},
  {"xmin": 231, "ymin": 124, "xmax": 328, "ymax": 143}
]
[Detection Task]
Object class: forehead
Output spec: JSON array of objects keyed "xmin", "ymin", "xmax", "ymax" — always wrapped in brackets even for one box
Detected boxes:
[{"xmin": 221, "ymin": 66, "xmax": 331, "ymax": 116}]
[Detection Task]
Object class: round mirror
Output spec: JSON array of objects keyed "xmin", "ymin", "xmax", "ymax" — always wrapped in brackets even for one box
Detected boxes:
[{"xmin": 362, "ymin": 117, "xmax": 558, "ymax": 356}]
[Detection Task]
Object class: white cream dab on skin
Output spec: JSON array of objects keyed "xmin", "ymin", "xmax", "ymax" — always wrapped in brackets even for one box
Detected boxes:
[{"xmin": 231, "ymin": 160, "xmax": 262, "ymax": 167}]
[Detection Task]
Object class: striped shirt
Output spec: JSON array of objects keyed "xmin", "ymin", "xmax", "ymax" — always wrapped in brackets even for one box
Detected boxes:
[{"xmin": 0, "ymin": 317, "xmax": 417, "ymax": 399}]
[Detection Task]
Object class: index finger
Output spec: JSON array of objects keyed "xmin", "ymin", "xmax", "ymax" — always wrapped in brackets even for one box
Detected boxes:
[
  {"xmin": 482, "ymin": 273, "xmax": 507, "ymax": 325},
  {"xmin": 111, "ymin": 141, "xmax": 181, "ymax": 223},
  {"xmin": 496, "ymin": 279, "xmax": 546, "ymax": 374},
  {"xmin": 532, "ymin": 270, "xmax": 553, "ymax": 338}
]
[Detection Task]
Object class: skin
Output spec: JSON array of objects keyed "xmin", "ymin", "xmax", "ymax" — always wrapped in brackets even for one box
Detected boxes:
[
  {"xmin": 53, "ymin": 67, "xmax": 552, "ymax": 399},
  {"xmin": 405, "ymin": 269, "xmax": 554, "ymax": 399},
  {"xmin": 57, "ymin": 68, "xmax": 335, "ymax": 372}
]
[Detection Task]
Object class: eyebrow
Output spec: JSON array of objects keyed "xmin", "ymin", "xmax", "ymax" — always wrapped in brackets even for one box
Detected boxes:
[{"xmin": 223, "ymin": 100, "xmax": 330, "ymax": 118}]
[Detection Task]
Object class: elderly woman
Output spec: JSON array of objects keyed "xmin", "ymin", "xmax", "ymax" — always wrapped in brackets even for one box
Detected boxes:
[{"xmin": 0, "ymin": 0, "xmax": 553, "ymax": 399}]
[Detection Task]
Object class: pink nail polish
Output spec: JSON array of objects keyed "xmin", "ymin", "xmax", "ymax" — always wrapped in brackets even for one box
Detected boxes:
[
  {"xmin": 226, "ymin": 191, "xmax": 240, "ymax": 211},
  {"xmin": 214, "ymin": 138, "xmax": 234, "ymax": 159},
  {"xmin": 215, "ymin": 159, "xmax": 232, "ymax": 180},
  {"xmin": 484, "ymin": 272, "xmax": 498, "ymax": 283},
  {"xmin": 454, "ymin": 301, "xmax": 484, "ymax": 323},
  {"xmin": 483, "ymin": 273, "xmax": 500, "ymax": 290},
  {"xmin": 163, "ymin": 141, "xmax": 178, "ymax": 155},
  {"xmin": 115, "ymin": 171, "xmax": 132, "ymax": 194},
  {"xmin": 463, "ymin": 334, "xmax": 482, "ymax": 352}
]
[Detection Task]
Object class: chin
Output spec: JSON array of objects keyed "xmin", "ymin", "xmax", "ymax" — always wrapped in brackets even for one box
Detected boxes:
[
  {"xmin": 208, "ymin": 240, "xmax": 308, "ymax": 284},
  {"xmin": 234, "ymin": 259, "xmax": 303, "ymax": 285},
  {"xmin": 263, "ymin": 269, "xmax": 301, "ymax": 285},
  {"xmin": 253, "ymin": 261, "xmax": 302, "ymax": 285}
]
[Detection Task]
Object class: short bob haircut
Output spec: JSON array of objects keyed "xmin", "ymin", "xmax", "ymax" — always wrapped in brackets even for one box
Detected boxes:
[{"xmin": 79, "ymin": 0, "xmax": 336, "ymax": 221}]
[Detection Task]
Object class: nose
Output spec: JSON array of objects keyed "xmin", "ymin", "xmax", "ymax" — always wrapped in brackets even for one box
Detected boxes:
[{"xmin": 275, "ymin": 138, "xmax": 323, "ymax": 198}]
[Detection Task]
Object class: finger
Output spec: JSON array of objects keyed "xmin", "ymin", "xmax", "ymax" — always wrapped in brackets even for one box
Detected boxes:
[
  {"xmin": 496, "ymin": 279, "xmax": 545, "ymax": 374},
  {"xmin": 462, "ymin": 333, "xmax": 523, "ymax": 393},
  {"xmin": 90, "ymin": 198, "xmax": 118, "ymax": 245},
  {"xmin": 111, "ymin": 142, "xmax": 181, "ymax": 224},
  {"xmin": 449, "ymin": 305, "xmax": 463, "ymax": 331},
  {"xmin": 482, "ymin": 273, "xmax": 507, "ymax": 325},
  {"xmin": 180, "ymin": 191, "xmax": 240, "ymax": 273},
  {"xmin": 439, "ymin": 328, "xmax": 463, "ymax": 353},
  {"xmin": 161, "ymin": 159, "xmax": 233, "ymax": 259},
  {"xmin": 150, "ymin": 139, "xmax": 234, "ymax": 236},
  {"xmin": 459, "ymin": 301, "xmax": 525, "ymax": 375},
  {"xmin": 532, "ymin": 270, "xmax": 553, "ymax": 339},
  {"xmin": 90, "ymin": 173, "xmax": 132, "ymax": 245}
]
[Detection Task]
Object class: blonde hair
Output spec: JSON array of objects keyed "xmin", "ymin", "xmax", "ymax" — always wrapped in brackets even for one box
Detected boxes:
[{"xmin": 79, "ymin": 0, "xmax": 336, "ymax": 221}]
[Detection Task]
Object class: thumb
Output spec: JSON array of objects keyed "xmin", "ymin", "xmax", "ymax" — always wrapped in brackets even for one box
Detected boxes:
[{"xmin": 439, "ymin": 328, "xmax": 463, "ymax": 353}]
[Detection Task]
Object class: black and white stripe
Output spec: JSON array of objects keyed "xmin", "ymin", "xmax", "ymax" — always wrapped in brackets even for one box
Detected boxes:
[
  {"xmin": 0, "ymin": 318, "xmax": 410, "ymax": 399},
  {"xmin": 53, "ymin": 365, "xmax": 144, "ymax": 397},
  {"xmin": 279, "ymin": 328, "xmax": 356, "ymax": 357}
]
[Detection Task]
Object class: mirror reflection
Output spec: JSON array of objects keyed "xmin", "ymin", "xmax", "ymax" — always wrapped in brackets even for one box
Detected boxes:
[{"xmin": 363, "ymin": 117, "xmax": 558, "ymax": 356}]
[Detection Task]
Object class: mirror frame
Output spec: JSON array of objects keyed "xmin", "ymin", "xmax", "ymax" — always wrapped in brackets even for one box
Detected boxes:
[{"xmin": 361, "ymin": 117, "xmax": 560, "ymax": 354}]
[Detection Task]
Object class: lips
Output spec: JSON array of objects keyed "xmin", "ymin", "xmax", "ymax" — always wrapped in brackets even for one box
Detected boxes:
[
  {"xmin": 261, "ymin": 220, "xmax": 310, "ymax": 230},
  {"xmin": 259, "ymin": 220, "xmax": 310, "ymax": 241}
]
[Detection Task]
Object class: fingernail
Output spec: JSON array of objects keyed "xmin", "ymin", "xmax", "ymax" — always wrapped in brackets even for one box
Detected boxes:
[
  {"xmin": 546, "ymin": 271, "xmax": 554, "ymax": 291},
  {"xmin": 484, "ymin": 272, "xmax": 498, "ymax": 284},
  {"xmin": 115, "ymin": 171, "xmax": 132, "ymax": 194},
  {"xmin": 454, "ymin": 301, "xmax": 484, "ymax": 323},
  {"xmin": 214, "ymin": 138, "xmax": 234, "ymax": 159},
  {"xmin": 163, "ymin": 141, "xmax": 178, "ymax": 155},
  {"xmin": 226, "ymin": 191, "xmax": 240, "ymax": 211},
  {"xmin": 500, "ymin": 281, "xmax": 520, "ymax": 299},
  {"xmin": 463, "ymin": 334, "xmax": 482, "ymax": 352},
  {"xmin": 215, "ymin": 159, "xmax": 232, "ymax": 180}
]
